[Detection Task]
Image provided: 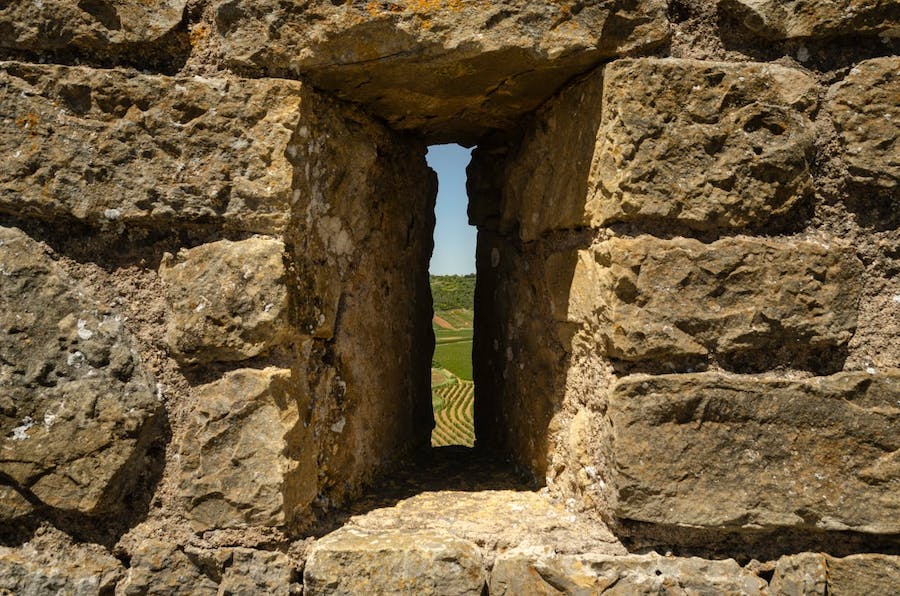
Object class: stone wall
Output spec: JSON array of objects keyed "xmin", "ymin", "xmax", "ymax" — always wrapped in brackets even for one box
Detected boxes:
[
  {"xmin": 469, "ymin": 36, "xmax": 899, "ymax": 562},
  {"xmin": 1, "ymin": 0, "xmax": 898, "ymax": 593}
]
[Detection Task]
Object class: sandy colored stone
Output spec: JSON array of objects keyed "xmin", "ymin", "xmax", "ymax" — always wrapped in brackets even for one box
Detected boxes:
[
  {"xmin": 719, "ymin": 0, "xmax": 900, "ymax": 41},
  {"xmin": 0, "ymin": 61, "xmax": 314, "ymax": 234},
  {"xmin": 491, "ymin": 547, "xmax": 768, "ymax": 594},
  {"xmin": 304, "ymin": 527, "xmax": 485, "ymax": 596},
  {"xmin": 160, "ymin": 237, "xmax": 290, "ymax": 365},
  {"xmin": 573, "ymin": 236, "xmax": 864, "ymax": 366},
  {"xmin": 826, "ymin": 553, "xmax": 900, "ymax": 594},
  {"xmin": 468, "ymin": 71, "xmax": 606, "ymax": 242},
  {"xmin": 219, "ymin": 548, "xmax": 300, "ymax": 595},
  {"xmin": 118, "ymin": 540, "xmax": 219, "ymax": 596},
  {"xmin": 771, "ymin": 553, "xmax": 828, "ymax": 595},
  {"xmin": 0, "ymin": 226, "xmax": 161, "ymax": 520},
  {"xmin": 771, "ymin": 552, "xmax": 900, "ymax": 595},
  {"xmin": 592, "ymin": 58, "xmax": 818, "ymax": 231},
  {"xmin": 0, "ymin": 533, "xmax": 124, "ymax": 596},
  {"xmin": 472, "ymin": 232, "xmax": 576, "ymax": 480},
  {"xmin": 0, "ymin": 0, "xmax": 186, "ymax": 54},
  {"xmin": 285, "ymin": 92, "xmax": 436, "ymax": 516},
  {"xmin": 178, "ymin": 368, "xmax": 314, "ymax": 532},
  {"xmin": 346, "ymin": 489, "xmax": 624, "ymax": 564},
  {"xmin": 828, "ymin": 57, "xmax": 900, "ymax": 192},
  {"xmin": 609, "ymin": 371, "xmax": 900, "ymax": 533},
  {"xmin": 208, "ymin": 0, "xmax": 668, "ymax": 143}
]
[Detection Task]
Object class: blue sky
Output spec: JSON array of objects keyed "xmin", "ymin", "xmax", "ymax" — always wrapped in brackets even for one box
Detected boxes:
[{"xmin": 427, "ymin": 144, "xmax": 477, "ymax": 275}]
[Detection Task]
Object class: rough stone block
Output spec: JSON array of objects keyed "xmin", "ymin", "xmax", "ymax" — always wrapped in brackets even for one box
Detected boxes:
[
  {"xmin": 772, "ymin": 552, "xmax": 900, "ymax": 595},
  {"xmin": 609, "ymin": 371, "xmax": 900, "ymax": 533},
  {"xmin": 490, "ymin": 547, "xmax": 767, "ymax": 594},
  {"xmin": 0, "ymin": 61, "xmax": 312, "ymax": 234},
  {"xmin": 719, "ymin": 0, "xmax": 900, "ymax": 41},
  {"xmin": 207, "ymin": 0, "xmax": 668, "ymax": 143},
  {"xmin": 219, "ymin": 549, "xmax": 299, "ymax": 596},
  {"xmin": 0, "ymin": 0, "xmax": 187, "ymax": 55},
  {"xmin": 572, "ymin": 236, "xmax": 863, "ymax": 367},
  {"xmin": 118, "ymin": 541, "xmax": 300, "ymax": 595},
  {"xmin": 828, "ymin": 57, "xmax": 900, "ymax": 192},
  {"xmin": 118, "ymin": 540, "xmax": 219, "ymax": 596},
  {"xmin": 304, "ymin": 528, "xmax": 485, "ymax": 595},
  {"xmin": 177, "ymin": 368, "xmax": 315, "ymax": 532},
  {"xmin": 468, "ymin": 72, "xmax": 606, "ymax": 242},
  {"xmin": 592, "ymin": 58, "xmax": 818, "ymax": 231},
  {"xmin": 0, "ymin": 538, "xmax": 125, "ymax": 595},
  {"xmin": 160, "ymin": 237, "xmax": 291, "ymax": 365},
  {"xmin": 0, "ymin": 226, "xmax": 162, "ymax": 520}
]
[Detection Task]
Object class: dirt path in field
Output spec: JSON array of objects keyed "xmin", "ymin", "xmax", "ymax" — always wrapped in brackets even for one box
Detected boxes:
[{"xmin": 433, "ymin": 314, "xmax": 455, "ymax": 329}]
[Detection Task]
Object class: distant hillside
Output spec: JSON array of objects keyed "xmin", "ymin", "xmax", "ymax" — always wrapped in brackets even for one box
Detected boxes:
[{"xmin": 430, "ymin": 274, "xmax": 475, "ymax": 311}]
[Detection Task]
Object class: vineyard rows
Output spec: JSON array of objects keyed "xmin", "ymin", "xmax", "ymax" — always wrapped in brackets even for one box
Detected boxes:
[{"xmin": 431, "ymin": 381, "xmax": 474, "ymax": 447}]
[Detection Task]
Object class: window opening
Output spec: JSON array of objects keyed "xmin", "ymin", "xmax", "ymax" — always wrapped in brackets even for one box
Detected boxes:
[{"xmin": 426, "ymin": 144, "xmax": 477, "ymax": 447}]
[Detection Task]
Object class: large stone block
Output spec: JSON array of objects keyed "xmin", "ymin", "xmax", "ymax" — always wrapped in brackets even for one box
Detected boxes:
[
  {"xmin": 0, "ymin": 0, "xmax": 187, "ymax": 55},
  {"xmin": 0, "ymin": 536, "xmax": 125, "ymax": 596},
  {"xmin": 0, "ymin": 226, "xmax": 162, "ymax": 520},
  {"xmin": 592, "ymin": 58, "xmax": 818, "ymax": 231},
  {"xmin": 571, "ymin": 236, "xmax": 862, "ymax": 367},
  {"xmin": 0, "ymin": 61, "xmax": 316, "ymax": 234},
  {"xmin": 719, "ymin": 0, "xmax": 900, "ymax": 41},
  {"xmin": 468, "ymin": 72, "xmax": 606, "ymax": 242},
  {"xmin": 304, "ymin": 528, "xmax": 485, "ymax": 596},
  {"xmin": 160, "ymin": 237, "xmax": 291, "ymax": 365},
  {"xmin": 208, "ymin": 0, "xmax": 668, "ymax": 143},
  {"xmin": 609, "ymin": 371, "xmax": 900, "ymax": 533},
  {"xmin": 772, "ymin": 553, "xmax": 900, "ymax": 595},
  {"xmin": 490, "ymin": 547, "xmax": 767, "ymax": 594},
  {"xmin": 828, "ymin": 57, "xmax": 900, "ymax": 192},
  {"xmin": 119, "ymin": 540, "xmax": 300, "ymax": 595},
  {"xmin": 118, "ymin": 540, "xmax": 218, "ymax": 596},
  {"xmin": 177, "ymin": 368, "xmax": 315, "ymax": 532}
]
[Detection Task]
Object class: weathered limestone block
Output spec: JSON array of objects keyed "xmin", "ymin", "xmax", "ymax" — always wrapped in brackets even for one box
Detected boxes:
[
  {"xmin": 771, "ymin": 553, "xmax": 827, "ymax": 595},
  {"xmin": 178, "ymin": 368, "xmax": 314, "ymax": 532},
  {"xmin": 609, "ymin": 371, "xmax": 900, "ymax": 533},
  {"xmin": 592, "ymin": 58, "xmax": 818, "ymax": 231},
  {"xmin": 209, "ymin": 0, "xmax": 668, "ymax": 142},
  {"xmin": 219, "ymin": 548, "xmax": 300, "ymax": 595},
  {"xmin": 286, "ymin": 92, "xmax": 436, "ymax": 513},
  {"xmin": 119, "ymin": 540, "xmax": 300, "ymax": 595},
  {"xmin": 828, "ymin": 57, "xmax": 900, "ymax": 192},
  {"xmin": 118, "ymin": 540, "xmax": 219, "ymax": 596},
  {"xmin": 472, "ymin": 232, "xmax": 576, "ymax": 479},
  {"xmin": 0, "ymin": 537, "xmax": 125, "ymax": 595},
  {"xmin": 490, "ymin": 547, "xmax": 767, "ymax": 594},
  {"xmin": 0, "ymin": 61, "xmax": 318, "ymax": 234},
  {"xmin": 0, "ymin": 226, "xmax": 161, "ymax": 520},
  {"xmin": 719, "ymin": 0, "xmax": 900, "ymax": 41},
  {"xmin": 468, "ymin": 72, "xmax": 606, "ymax": 242},
  {"xmin": 304, "ymin": 528, "xmax": 485, "ymax": 596},
  {"xmin": 160, "ymin": 237, "xmax": 291, "ymax": 365},
  {"xmin": 571, "ymin": 236, "xmax": 863, "ymax": 366},
  {"xmin": 0, "ymin": 0, "xmax": 187, "ymax": 54},
  {"xmin": 772, "ymin": 553, "xmax": 900, "ymax": 595}
]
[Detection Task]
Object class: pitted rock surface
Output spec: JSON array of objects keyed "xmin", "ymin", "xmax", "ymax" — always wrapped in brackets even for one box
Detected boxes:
[
  {"xmin": 160, "ymin": 237, "xmax": 291, "ymax": 365},
  {"xmin": 609, "ymin": 371, "xmax": 900, "ymax": 533},
  {"xmin": 0, "ymin": 226, "xmax": 161, "ymax": 520},
  {"xmin": 0, "ymin": 0, "xmax": 187, "ymax": 55},
  {"xmin": 208, "ymin": 0, "xmax": 669, "ymax": 143}
]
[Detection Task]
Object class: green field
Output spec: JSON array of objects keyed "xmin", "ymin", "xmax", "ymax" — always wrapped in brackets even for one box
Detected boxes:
[
  {"xmin": 431, "ymin": 380, "xmax": 474, "ymax": 447},
  {"xmin": 430, "ymin": 275, "xmax": 475, "ymax": 446},
  {"xmin": 432, "ymin": 338, "xmax": 473, "ymax": 381}
]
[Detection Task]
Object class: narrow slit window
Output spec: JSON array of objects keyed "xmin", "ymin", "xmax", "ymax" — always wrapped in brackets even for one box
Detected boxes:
[{"xmin": 426, "ymin": 144, "xmax": 477, "ymax": 448}]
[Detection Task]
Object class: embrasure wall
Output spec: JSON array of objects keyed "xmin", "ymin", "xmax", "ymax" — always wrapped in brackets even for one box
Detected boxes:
[{"xmin": 0, "ymin": 0, "xmax": 898, "ymax": 593}]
